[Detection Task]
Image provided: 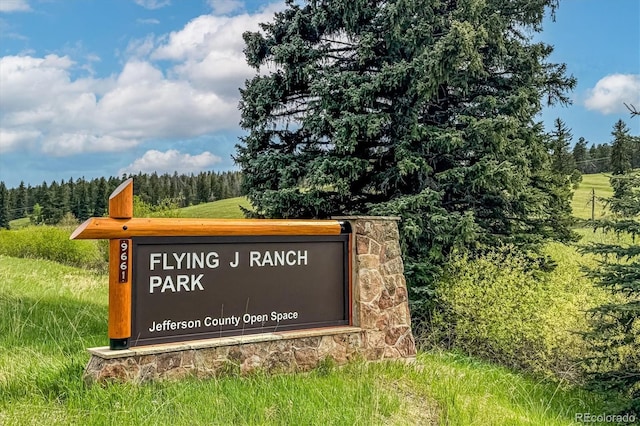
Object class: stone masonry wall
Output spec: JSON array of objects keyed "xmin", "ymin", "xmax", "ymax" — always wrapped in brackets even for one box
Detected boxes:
[
  {"xmin": 84, "ymin": 217, "xmax": 416, "ymax": 384},
  {"xmin": 348, "ymin": 217, "xmax": 416, "ymax": 360}
]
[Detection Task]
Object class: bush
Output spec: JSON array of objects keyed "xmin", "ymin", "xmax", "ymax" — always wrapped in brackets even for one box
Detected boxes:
[
  {"xmin": 425, "ymin": 243, "xmax": 611, "ymax": 382},
  {"xmin": 0, "ymin": 226, "xmax": 105, "ymax": 269}
]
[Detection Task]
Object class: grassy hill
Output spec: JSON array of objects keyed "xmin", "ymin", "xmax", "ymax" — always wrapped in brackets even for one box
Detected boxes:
[
  {"xmin": 170, "ymin": 174, "xmax": 616, "ymax": 222},
  {"xmin": 571, "ymin": 173, "xmax": 614, "ymax": 220},
  {"xmin": 176, "ymin": 196, "xmax": 250, "ymax": 219}
]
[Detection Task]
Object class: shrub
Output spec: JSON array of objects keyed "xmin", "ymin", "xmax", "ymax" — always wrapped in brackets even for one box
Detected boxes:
[
  {"xmin": 0, "ymin": 226, "xmax": 105, "ymax": 269},
  {"xmin": 426, "ymin": 243, "xmax": 611, "ymax": 382}
]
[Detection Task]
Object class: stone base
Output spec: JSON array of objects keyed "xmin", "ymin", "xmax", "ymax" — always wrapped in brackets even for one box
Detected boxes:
[{"xmin": 84, "ymin": 326, "xmax": 416, "ymax": 384}]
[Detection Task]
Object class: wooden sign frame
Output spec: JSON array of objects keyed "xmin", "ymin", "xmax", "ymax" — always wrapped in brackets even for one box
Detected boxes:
[{"xmin": 71, "ymin": 179, "xmax": 352, "ymax": 350}]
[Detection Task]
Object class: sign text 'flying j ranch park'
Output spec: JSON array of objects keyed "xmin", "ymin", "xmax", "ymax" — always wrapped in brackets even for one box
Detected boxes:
[{"xmin": 71, "ymin": 179, "xmax": 352, "ymax": 349}]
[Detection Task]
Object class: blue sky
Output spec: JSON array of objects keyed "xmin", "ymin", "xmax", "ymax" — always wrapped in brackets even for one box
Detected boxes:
[{"xmin": 0, "ymin": 0, "xmax": 638, "ymax": 188}]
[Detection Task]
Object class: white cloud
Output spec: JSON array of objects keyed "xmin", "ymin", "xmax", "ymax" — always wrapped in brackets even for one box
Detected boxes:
[
  {"xmin": 119, "ymin": 149, "xmax": 222, "ymax": 175},
  {"xmin": 124, "ymin": 34, "xmax": 158, "ymax": 60},
  {"xmin": 584, "ymin": 74, "xmax": 640, "ymax": 114},
  {"xmin": 0, "ymin": 0, "xmax": 31, "ymax": 13},
  {"xmin": 151, "ymin": 6, "xmax": 283, "ymax": 98},
  {"xmin": 137, "ymin": 18, "xmax": 160, "ymax": 25},
  {"xmin": 133, "ymin": 0, "xmax": 171, "ymax": 10},
  {"xmin": 0, "ymin": 4, "xmax": 283, "ymax": 159},
  {"xmin": 0, "ymin": 53, "xmax": 237, "ymax": 155},
  {"xmin": 208, "ymin": 0, "xmax": 244, "ymax": 15},
  {"xmin": 94, "ymin": 61, "xmax": 238, "ymax": 140},
  {"xmin": 40, "ymin": 134, "xmax": 139, "ymax": 156},
  {"xmin": 0, "ymin": 129, "xmax": 40, "ymax": 153}
]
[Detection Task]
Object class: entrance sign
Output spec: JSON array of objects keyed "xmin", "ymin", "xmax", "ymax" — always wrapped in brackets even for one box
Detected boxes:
[
  {"xmin": 131, "ymin": 235, "xmax": 349, "ymax": 346},
  {"xmin": 71, "ymin": 179, "xmax": 352, "ymax": 349}
]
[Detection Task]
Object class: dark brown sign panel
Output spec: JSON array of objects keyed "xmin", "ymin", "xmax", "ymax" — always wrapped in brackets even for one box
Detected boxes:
[{"xmin": 130, "ymin": 235, "xmax": 350, "ymax": 347}]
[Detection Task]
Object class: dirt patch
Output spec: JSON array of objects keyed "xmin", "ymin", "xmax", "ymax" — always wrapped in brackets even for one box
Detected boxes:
[{"xmin": 378, "ymin": 378, "xmax": 440, "ymax": 425}]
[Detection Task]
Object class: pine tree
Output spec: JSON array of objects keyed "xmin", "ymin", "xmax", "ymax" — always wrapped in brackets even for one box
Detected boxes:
[
  {"xmin": 15, "ymin": 181, "xmax": 28, "ymax": 218},
  {"xmin": 0, "ymin": 182, "xmax": 9, "ymax": 229},
  {"xmin": 93, "ymin": 178, "xmax": 109, "ymax": 217},
  {"xmin": 236, "ymin": 0, "xmax": 576, "ymax": 314},
  {"xmin": 549, "ymin": 118, "xmax": 576, "ymax": 176},
  {"xmin": 572, "ymin": 137, "xmax": 592, "ymax": 174},
  {"xmin": 72, "ymin": 179, "xmax": 91, "ymax": 221},
  {"xmin": 585, "ymin": 173, "xmax": 640, "ymax": 413},
  {"xmin": 42, "ymin": 181, "xmax": 64, "ymax": 224},
  {"xmin": 196, "ymin": 173, "xmax": 211, "ymax": 203},
  {"xmin": 591, "ymin": 143, "xmax": 612, "ymax": 173},
  {"xmin": 610, "ymin": 119, "xmax": 633, "ymax": 175}
]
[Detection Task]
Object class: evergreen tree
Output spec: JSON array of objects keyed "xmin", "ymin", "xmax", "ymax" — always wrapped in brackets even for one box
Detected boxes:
[
  {"xmin": 0, "ymin": 182, "xmax": 9, "ymax": 229},
  {"xmin": 93, "ymin": 178, "xmax": 109, "ymax": 217},
  {"xmin": 15, "ymin": 181, "xmax": 28, "ymax": 218},
  {"xmin": 33, "ymin": 181, "xmax": 48, "ymax": 209},
  {"xmin": 196, "ymin": 173, "xmax": 211, "ymax": 203},
  {"xmin": 57, "ymin": 179, "xmax": 71, "ymax": 218},
  {"xmin": 236, "ymin": 0, "xmax": 576, "ymax": 313},
  {"xmin": 572, "ymin": 137, "xmax": 592, "ymax": 174},
  {"xmin": 587, "ymin": 143, "xmax": 612, "ymax": 173},
  {"xmin": 210, "ymin": 172, "xmax": 223, "ymax": 201},
  {"xmin": 42, "ymin": 181, "xmax": 63, "ymax": 224},
  {"xmin": 548, "ymin": 118, "xmax": 576, "ymax": 176},
  {"xmin": 610, "ymin": 119, "xmax": 633, "ymax": 175},
  {"xmin": 585, "ymin": 173, "xmax": 640, "ymax": 413},
  {"xmin": 72, "ymin": 179, "xmax": 92, "ymax": 221},
  {"xmin": 632, "ymin": 135, "xmax": 640, "ymax": 170}
]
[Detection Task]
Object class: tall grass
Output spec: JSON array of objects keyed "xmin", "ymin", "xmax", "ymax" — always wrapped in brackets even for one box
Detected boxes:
[{"xmin": 0, "ymin": 226, "xmax": 104, "ymax": 269}]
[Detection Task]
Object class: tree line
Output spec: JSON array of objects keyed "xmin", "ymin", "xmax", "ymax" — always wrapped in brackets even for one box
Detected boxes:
[
  {"xmin": 0, "ymin": 171, "xmax": 243, "ymax": 228},
  {"xmin": 571, "ymin": 119, "xmax": 640, "ymax": 175}
]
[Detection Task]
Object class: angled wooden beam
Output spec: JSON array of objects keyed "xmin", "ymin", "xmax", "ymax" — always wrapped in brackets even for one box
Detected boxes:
[{"xmin": 70, "ymin": 218, "xmax": 343, "ymax": 240}]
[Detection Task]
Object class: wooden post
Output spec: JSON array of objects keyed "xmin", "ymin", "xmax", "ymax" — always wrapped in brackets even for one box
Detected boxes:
[{"xmin": 108, "ymin": 179, "xmax": 133, "ymax": 349}]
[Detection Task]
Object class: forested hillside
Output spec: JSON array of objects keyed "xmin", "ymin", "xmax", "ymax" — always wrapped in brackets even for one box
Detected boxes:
[{"xmin": 0, "ymin": 171, "xmax": 243, "ymax": 227}]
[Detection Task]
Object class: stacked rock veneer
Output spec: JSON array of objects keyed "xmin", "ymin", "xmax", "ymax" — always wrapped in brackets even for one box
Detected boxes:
[
  {"xmin": 84, "ymin": 217, "xmax": 416, "ymax": 383},
  {"xmin": 350, "ymin": 217, "xmax": 416, "ymax": 360}
]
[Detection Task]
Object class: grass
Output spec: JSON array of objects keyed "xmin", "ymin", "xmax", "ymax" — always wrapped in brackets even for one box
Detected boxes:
[
  {"xmin": 571, "ymin": 173, "xmax": 613, "ymax": 220},
  {"xmin": 176, "ymin": 196, "xmax": 251, "ymax": 219},
  {"xmin": 0, "ymin": 255, "xmax": 621, "ymax": 425},
  {"xmin": 8, "ymin": 217, "xmax": 30, "ymax": 229}
]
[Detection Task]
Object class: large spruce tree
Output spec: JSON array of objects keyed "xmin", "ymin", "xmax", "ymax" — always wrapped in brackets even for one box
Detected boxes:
[{"xmin": 236, "ymin": 0, "xmax": 576, "ymax": 314}]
